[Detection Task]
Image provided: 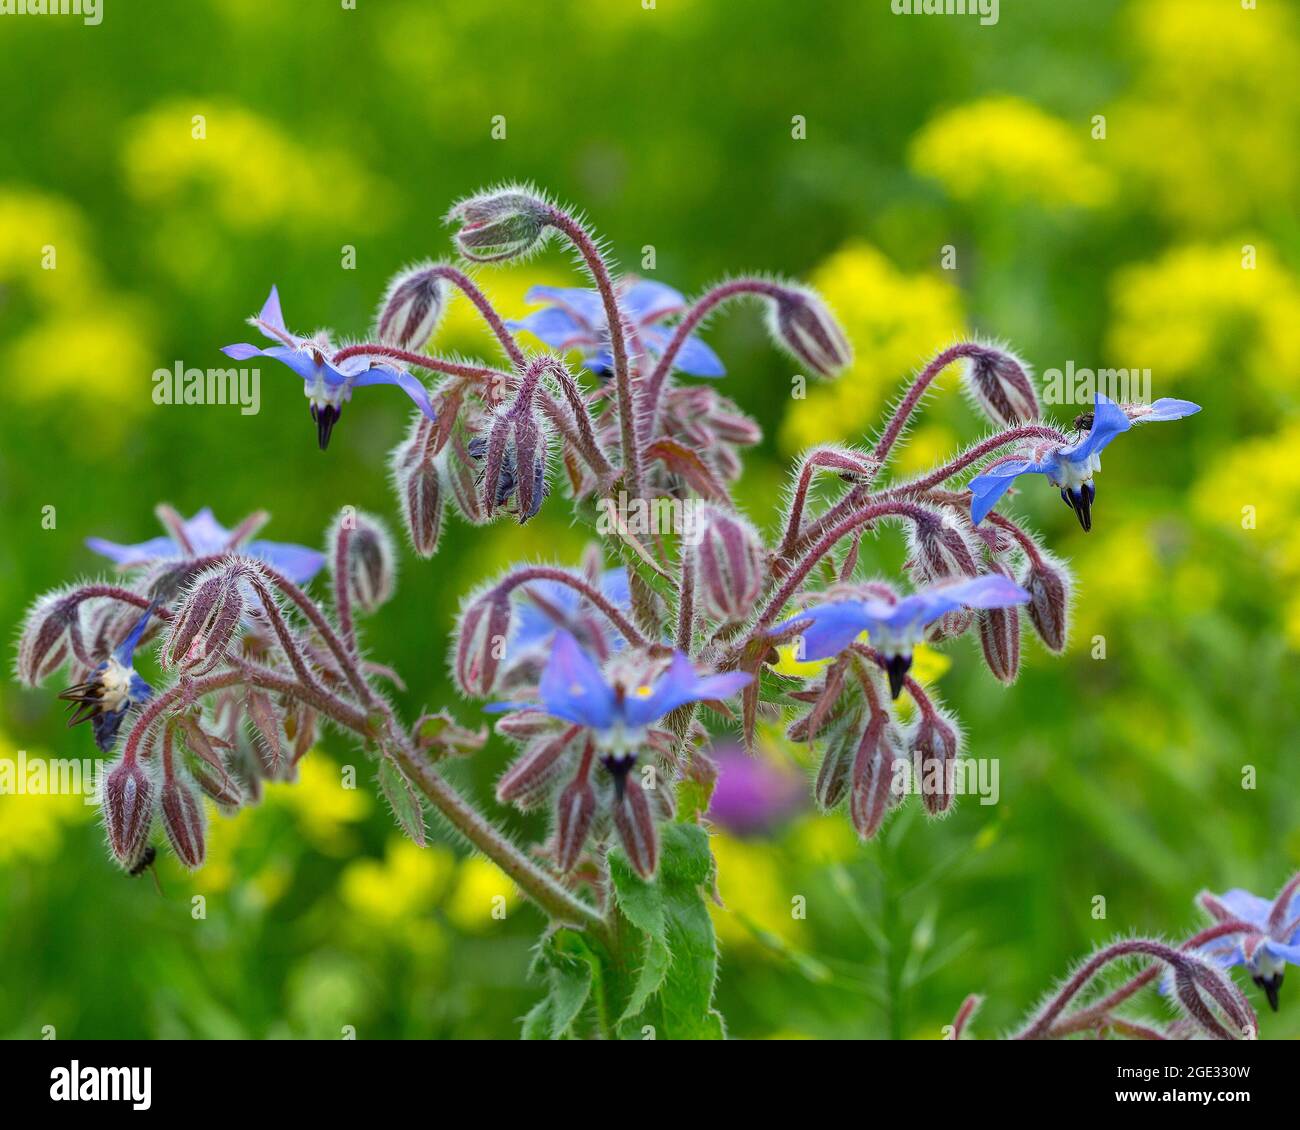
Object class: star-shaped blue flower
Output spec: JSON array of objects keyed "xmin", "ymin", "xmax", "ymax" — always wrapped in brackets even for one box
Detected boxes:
[
  {"xmin": 1197, "ymin": 878, "xmax": 1300, "ymax": 1012},
  {"xmin": 968, "ymin": 395, "xmax": 1201, "ymax": 531},
  {"xmin": 222, "ymin": 286, "xmax": 436, "ymax": 449},
  {"xmin": 58, "ymin": 602, "xmax": 156, "ymax": 752},
  {"xmin": 507, "ymin": 279, "xmax": 725, "ymax": 378},
  {"xmin": 87, "ymin": 506, "xmax": 324, "ymax": 585},
  {"xmin": 489, "ymin": 630, "xmax": 750, "ymax": 793},
  {"xmin": 780, "ymin": 574, "xmax": 1030, "ymax": 698}
]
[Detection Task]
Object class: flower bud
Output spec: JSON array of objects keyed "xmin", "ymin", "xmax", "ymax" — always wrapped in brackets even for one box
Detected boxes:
[
  {"xmin": 613, "ymin": 774, "xmax": 659, "ymax": 878},
  {"xmin": 244, "ymin": 689, "xmax": 286, "ymax": 779},
  {"xmin": 375, "ymin": 261, "xmax": 448, "ymax": 351},
  {"xmin": 491, "ymin": 708, "xmax": 560, "ymax": 741},
  {"xmin": 497, "ymin": 728, "xmax": 579, "ymax": 810},
  {"xmin": 163, "ymin": 566, "xmax": 245, "ymax": 674},
  {"xmin": 446, "ymin": 188, "xmax": 551, "ymax": 263},
  {"xmin": 555, "ymin": 773, "xmax": 596, "ymax": 872},
  {"xmin": 814, "ymin": 711, "xmax": 862, "ymax": 811},
  {"xmin": 767, "ymin": 285, "xmax": 853, "ymax": 379},
  {"xmin": 160, "ymin": 769, "xmax": 206, "ymax": 869},
  {"xmin": 103, "ymin": 757, "xmax": 155, "ymax": 867},
  {"xmin": 977, "ymin": 568, "xmax": 1021, "ymax": 684},
  {"xmin": 1021, "ymin": 551, "xmax": 1071, "ymax": 654},
  {"xmin": 16, "ymin": 590, "xmax": 76, "ymax": 685},
  {"xmin": 189, "ymin": 760, "xmax": 243, "ymax": 809},
  {"xmin": 963, "ymin": 345, "xmax": 1039, "ymax": 427},
  {"xmin": 453, "ymin": 586, "xmax": 513, "ymax": 696},
  {"xmin": 473, "ymin": 408, "xmax": 551, "ymax": 524},
  {"xmin": 850, "ymin": 717, "xmax": 900, "ymax": 840},
  {"xmin": 911, "ymin": 707, "xmax": 962, "ymax": 817},
  {"xmin": 333, "ymin": 511, "xmax": 396, "ymax": 614},
  {"xmin": 443, "ymin": 435, "xmax": 491, "ymax": 525},
  {"xmin": 695, "ymin": 505, "xmax": 767, "ymax": 623},
  {"xmin": 390, "ymin": 418, "xmax": 445, "ymax": 558}
]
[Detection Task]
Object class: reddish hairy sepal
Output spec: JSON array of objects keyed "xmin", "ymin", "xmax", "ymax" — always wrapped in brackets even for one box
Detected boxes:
[
  {"xmin": 554, "ymin": 775, "xmax": 596, "ymax": 873},
  {"xmin": 911, "ymin": 705, "xmax": 962, "ymax": 817},
  {"xmin": 849, "ymin": 718, "xmax": 904, "ymax": 839},
  {"xmin": 497, "ymin": 726, "xmax": 581, "ymax": 810},
  {"xmin": 163, "ymin": 565, "xmax": 245, "ymax": 674},
  {"xmin": 613, "ymin": 775, "xmax": 659, "ymax": 878},
  {"xmin": 962, "ymin": 344, "xmax": 1040, "ymax": 427},
  {"xmin": 695, "ymin": 505, "xmax": 767, "ymax": 623},
  {"xmin": 453, "ymin": 585, "xmax": 513, "ymax": 696},
  {"xmin": 16, "ymin": 589, "xmax": 78, "ymax": 685},
  {"xmin": 245, "ymin": 689, "xmax": 287, "ymax": 779},
  {"xmin": 389, "ymin": 416, "xmax": 445, "ymax": 559},
  {"xmin": 1022, "ymin": 551, "xmax": 1072, "ymax": 654},
  {"xmin": 331, "ymin": 511, "xmax": 397, "ymax": 613},
  {"xmin": 766, "ymin": 283, "xmax": 853, "ymax": 379},
  {"xmin": 103, "ymin": 757, "xmax": 155, "ymax": 867},
  {"xmin": 375, "ymin": 261, "xmax": 448, "ymax": 352},
  {"xmin": 160, "ymin": 770, "xmax": 206, "ymax": 870},
  {"xmin": 814, "ymin": 710, "xmax": 864, "ymax": 811}
]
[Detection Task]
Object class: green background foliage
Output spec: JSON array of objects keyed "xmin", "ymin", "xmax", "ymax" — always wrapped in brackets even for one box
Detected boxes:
[{"xmin": 1, "ymin": 0, "xmax": 1296, "ymax": 1039}]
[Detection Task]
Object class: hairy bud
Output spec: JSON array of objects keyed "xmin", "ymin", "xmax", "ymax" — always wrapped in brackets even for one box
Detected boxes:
[
  {"xmin": 375, "ymin": 261, "xmax": 448, "ymax": 351},
  {"xmin": 497, "ymin": 728, "xmax": 579, "ymax": 811},
  {"xmin": 471, "ymin": 407, "xmax": 551, "ymax": 524},
  {"xmin": 767, "ymin": 285, "xmax": 853, "ymax": 379},
  {"xmin": 555, "ymin": 773, "xmax": 596, "ymax": 872},
  {"xmin": 103, "ymin": 757, "xmax": 155, "ymax": 867},
  {"xmin": 977, "ymin": 568, "xmax": 1021, "ymax": 683},
  {"xmin": 333, "ymin": 511, "xmax": 396, "ymax": 614},
  {"xmin": 453, "ymin": 586, "xmax": 512, "ymax": 696},
  {"xmin": 1022, "ymin": 551, "xmax": 1071, "ymax": 654},
  {"xmin": 390, "ymin": 417, "xmax": 445, "ymax": 558},
  {"xmin": 245, "ymin": 690, "xmax": 286, "ymax": 779},
  {"xmin": 912, "ymin": 707, "xmax": 962, "ymax": 817},
  {"xmin": 447, "ymin": 188, "xmax": 551, "ymax": 263},
  {"xmin": 16, "ymin": 590, "xmax": 77, "ymax": 685},
  {"xmin": 849, "ymin": 717, "xmax": 903, "ymax": 840},
  {"xmin": 963, "ymin": 345, "xmax": 1039, "ymax": 427},
  {"xmin": 613, "ymin": 775, "xmax": 659, "ymax": 878},
  {"xmin": 814, "ymin": 711, "xmax": 862, "ymax": 811},
  {"xmin": 160, "ymin": 769, "xmax": 206, "ymax": 869},
  {"xmin": 695, "ymin": 506, "xmax": 767, "ymax": 623},
  {"xmin": 164, "ymin": 566, "xmax": 245, "ymax": 673}
]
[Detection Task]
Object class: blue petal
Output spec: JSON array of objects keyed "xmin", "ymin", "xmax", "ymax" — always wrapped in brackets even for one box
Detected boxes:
[
  {"xmin": 86, "ymin": 534, "xmax": 179, "ymax": 566},
  {"xmin": 623, "ymin": 280, "xmax": 685, "ymax": 322},
  {"xmin": 259, "ymin": 285, "xmax": 287, "ymax": 335},
  {"xmin": 1262, "ymin": 938, "xmax": 1300, "ymax": 967},
  {"xmin": 623, "ymin": 653, "xmax": 750, "ymax": 728},
  {"xmin": 642, "ymin": 325, "xmax": 726, "ymax": 377},
  {"xmin": 1065, "ymin": 394, "xmax": 1132, "ymax": 464},
  {"xmin": 538, "ymin": 631, "xmax": 617, "ymax": 729},
  {"xmin": 1216, "ymin": 888, "xmax": 1273, "ymax": 929},
  {"xmin": 1138, "ymin": 398, "xmax": 1202, "ymax": 423},
  {"xmin": 113, "ymin": 603, "xmax": 157, "ymax": 665},
  {"xmin": 968, "ymin": 459, "xmax": 1049, "ymax": 524},
  {"xmin": 221, "ymin": 343, "xmax": 323, "ymax": 384},
  {"xmin": 244, "ymin": 540, "xmax": 326, "ymax": 584},
  {"xmin": 350, "ymin": 366, "xmax": 437, "ymax": 420},
  {"xmin": 506, "ymin": 306, "xmax": 587, "ymax": 350},
  {"xmin": 780, "ymin": 601, "xmax": 872, "ymax": 662},
  {"xmin": 523, "ymin": 285, "xmax": 605, "ymax": 330},
  {"xmin": 182, "ymin": 507, "xmax": 233, "ymax": 553}
]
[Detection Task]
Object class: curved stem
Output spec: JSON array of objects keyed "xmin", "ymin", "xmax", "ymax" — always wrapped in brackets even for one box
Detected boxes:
[
  {"xmin": 426, "ymin": 264, "xmax": 528, "ymax": 370},
  {"xmin": 495, "ymin": 567, "xmax": 649, "ymax": 649},
  {"xmin": 331, "ymin": 342, "xmax": 505, "ymax": 385},
  {"xmin": 545, "ymin": 206, "xmax": 643, "ymax": 499},
  {"xmin": 873, "ymin": 343, "xmax": 987, "ymax": 467}
]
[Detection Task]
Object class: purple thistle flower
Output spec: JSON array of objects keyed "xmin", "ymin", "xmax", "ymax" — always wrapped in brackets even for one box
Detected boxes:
[
  {"xmin": 86, "ymin": 505, "xmax": 324, "ymax": 586},
  {"xmin": 222, "ymin": 286, "xmax": 436, "ymax": 449},
  {"xmin": 780, "ymin": 574, "xmax": 1030, "ymax": 698},
  {"xmin": 1196, "ymin": 877, "xmax": 1300, "ymax": 1012},
  {"xmin": 57, "ymin": 601, "xmax": 156, "ymax": 752},
  {"xmin": 507, "ymin": 279, "xmax": 725, "ymax": 379},
  {"xmin": 489, "ymin": 630, "xmax": 751, "ymax": 796},
  {"xmin": 968, "ymin": 395, "xmax": 1201, "ymax": 531}
]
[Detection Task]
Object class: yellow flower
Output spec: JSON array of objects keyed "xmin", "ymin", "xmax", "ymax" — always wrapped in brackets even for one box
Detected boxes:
[
  {"xmin": 266, "ymin": 754, "xmax": 371, "ymax": 856},
  {"xmin": 0, "ymin": 739, "xmax": 92, "ymax": 867},
  {"xmin": 779, "ymin": 243, "xmax": 964, "ymax": 453},
  {"xmin": 709, "ymin": 832, "xmax": 799, "ymax": 949},
  {"xmin": 444, "ymin": 856, "xmax": 521, "ymax": 933},
  {"xmin": 340, "ymin": 838, "xmax": 457, "ymax": 925},
  {"xmin": 908, "ymin": 96, "xmax": 1113, "ymax": 210},
  {"xmin": 1072, "ymin": 518, "xmax": 1161, "ymax": 638},
  {"xmin": 0, "ymin": 189, "xmax": 99, "ymax": 304},
  {"xmin": 1107, "ymin": 0, "xmax": 1300, "ymax": 230},
  {"xmin": 1108, "ymin": 242, "xmax": 1300, "ymax": 392}
]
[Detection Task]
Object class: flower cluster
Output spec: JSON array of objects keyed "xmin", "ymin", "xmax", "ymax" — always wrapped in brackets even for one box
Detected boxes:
[{"xmin": 14, "ymin": 185, "xmax": 1204, "ymax": 1037}]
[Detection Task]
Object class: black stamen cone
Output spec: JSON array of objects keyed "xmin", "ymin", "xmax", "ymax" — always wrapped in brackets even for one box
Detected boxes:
[
  {"xmin": 311, "ymin": 404, "xmax": 342, "ymax": 450},
  {"xmin": 1254, "ymin": 972, "xmax": 1283, "ymax": 1012},
  {"xmin": 1060, "ymin": 484, "xmax": 1094, "ymax": 532},
  {"xmin": 884, "ymin": 653, "xmax": 913, "ymax": 700},
  {"xmin": 602, "ymin": 754, "xmax": 635, "ymax": 802}
]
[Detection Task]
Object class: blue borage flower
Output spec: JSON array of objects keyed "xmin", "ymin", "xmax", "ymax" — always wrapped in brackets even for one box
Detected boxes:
[
  {"xmin": 777, "ymin": 574, "xmax": 1030, "ymax": 698},
  {"xmin": 1197, "ymin": 880, "xmax": 1300, "ymax": 1012},
  {"xmin": 507, "ymin": 279, "xmax": 725, "ymax": 378},
  {"xmin": 489, "ymin": 630, "xmax": 751, "ymax": 795},
  {"xmin": 507, "ymin": 568, "xmax": 632, "ymax": 661},
  {"xmin": 87, "ymin": 505, "xmax": 324, "ymax": 586},
  {"xmin": 968, "ymin": 395, "xmax": 1201, "ymax": 531},
  {"xmin": 57, "ymin": 602, "xmax": 156, "ymax": 752},
  {"xmin": 222, "ymin": 286, "xmax": 437, "ymax": 449}
]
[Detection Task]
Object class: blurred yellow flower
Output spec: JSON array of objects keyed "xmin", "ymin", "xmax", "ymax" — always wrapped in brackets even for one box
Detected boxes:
[
  {"xmin": 0, "ymin": 189, "xmax": 98, "ymax": 304},
  {"xmin": 779, "ymin": 243, "xmax": 964, "ymax": 454},
  {"xmin": 1107, "ymin": 0, "xmax": 1300, "ymax": 231},
  {"xmin": 1108, "ymin": 241, "xmax": 1300, "ymax": 391},
  {"xmin": 340, "ymin": 838, "xmax": 457, "ymax": 925},
  {"xmin": 122, "ymin": 101, "xmax": 391, "ymax": 233},
  {"xmin": 772, "ymin": 639, "xmax": 950, "ymax": 686},
  {"xmin": 709, "ymin": 832, "xmax": 800, "ymax": 949},
  {"xmin": 444, "ymin": 856, "xmax": 521, "ymax": 933},
  {"xmin": 266, "ymin": 754, "xmax": 371, "ymax": 856},
  {"xmin": 0, "ymin": 741, "xmax": 91, "ymax": 866},
  {"xmin": 908, "ymin": 95, "xmax": 1113, "ymax": 210},
  {"xmin": 1072, "ymin": 518, "xmax": 1161, "ymax": 638}
]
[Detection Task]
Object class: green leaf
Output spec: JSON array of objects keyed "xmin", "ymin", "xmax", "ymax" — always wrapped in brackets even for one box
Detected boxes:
[
  {"xmin": 609, "ymin": 823, "xmax": 724, "ymax": 1039},
  {"xmin": 520, "ymin": 997, "xmax": 552, "ymax": 1040},
  {"xmin": 526, "ymin": 928, "xmax": 599, "ymax": 1040},
  {"xmin": 376, "ymin": 756, "xmax": 426, "ymax": 847}
]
